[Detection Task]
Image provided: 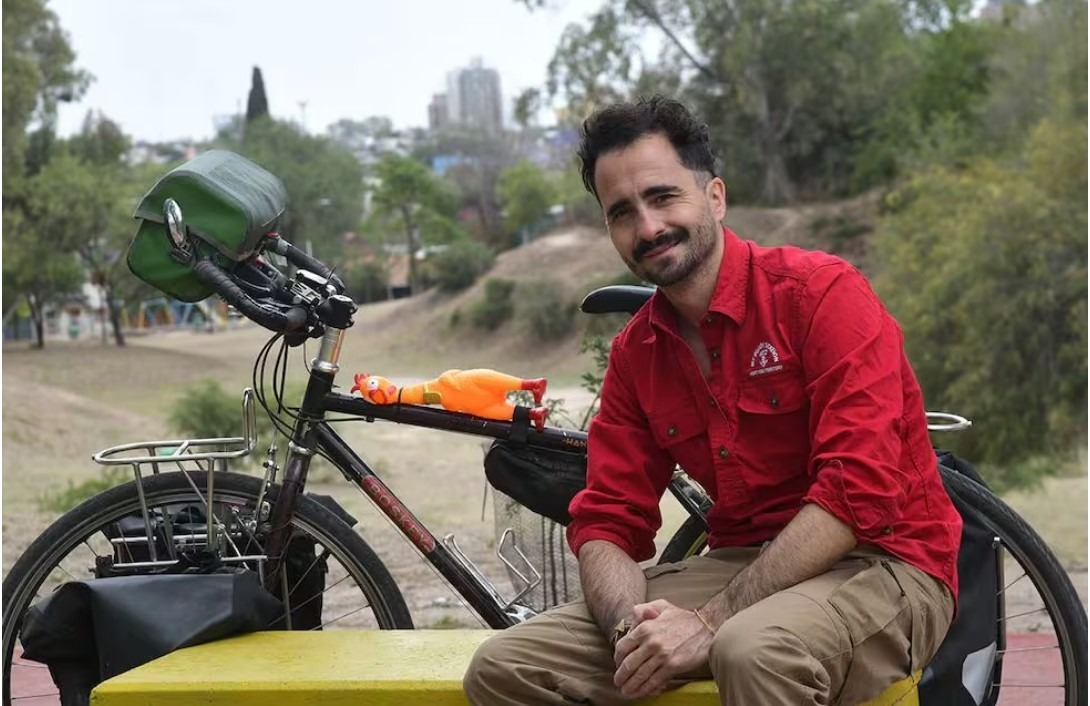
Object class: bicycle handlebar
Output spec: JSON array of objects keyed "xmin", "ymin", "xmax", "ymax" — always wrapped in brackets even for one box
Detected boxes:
[
  {"xmin": 265, "ymin": 235, "xmax": 344, "ymax": 290},
  {"xmin": 193, "ymin": 259, "xmax": 309, "ymax": 333}
]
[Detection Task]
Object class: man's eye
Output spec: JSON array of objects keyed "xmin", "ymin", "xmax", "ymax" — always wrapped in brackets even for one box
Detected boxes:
[
  {"xmin": 655, "ymin": 193, "xmax": 675, "ymax": 203},
  {"xmin": 610, "ymin": 208, "xmax": 631, "ymax": 223}
]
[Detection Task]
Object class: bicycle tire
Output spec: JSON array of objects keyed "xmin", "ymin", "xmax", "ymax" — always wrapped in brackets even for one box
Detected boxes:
[
  {"xmin": 941, "ymin": 467, "xmax": 1087, "ymax": 706},
  {"xmin": 658, "ymin": 514, "xmax": 707, "ymax": 565},
  {"xmin": 3, "ymin": 471, "xmax": 413, "ymax": 705}
]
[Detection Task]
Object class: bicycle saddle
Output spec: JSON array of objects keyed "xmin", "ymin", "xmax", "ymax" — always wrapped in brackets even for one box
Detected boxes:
[{"xmin": 580, "ymin": 285, "xmax": 655, "ymax": 316}]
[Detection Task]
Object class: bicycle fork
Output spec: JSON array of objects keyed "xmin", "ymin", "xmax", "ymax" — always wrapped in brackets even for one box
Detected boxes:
[{"xmin": 261, "ymin": 325, "xmax": 345, "ymax": 600}]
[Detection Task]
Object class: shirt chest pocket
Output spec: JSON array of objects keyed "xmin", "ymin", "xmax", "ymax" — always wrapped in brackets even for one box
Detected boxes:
[
  {"xmin": 735, "ymin": 372, "xmax": 811, "ymax": 468},
  {"xmin": 647, "ymin": 405, "xmax": 708, "ymax": 472}
]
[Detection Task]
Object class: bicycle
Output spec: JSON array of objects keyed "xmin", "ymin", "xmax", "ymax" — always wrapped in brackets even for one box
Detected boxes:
[{"xmin": 3, "ymin": 203, "xmax": 1086, "ymax": 706}]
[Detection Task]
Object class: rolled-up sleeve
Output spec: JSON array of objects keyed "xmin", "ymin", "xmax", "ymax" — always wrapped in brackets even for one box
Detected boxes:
[
  {"xmin": 799, "ymin": 264, "xmax": 911, "ymax": 542},
  {"xmin": 566, "ymin": 340, "xmax": 674, "ymax": 561}
]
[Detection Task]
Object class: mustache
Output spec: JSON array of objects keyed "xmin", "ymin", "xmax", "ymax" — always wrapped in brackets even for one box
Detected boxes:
[{"xmin": 634, "ymin": 228, "xmax": 687, "ymax": 261}]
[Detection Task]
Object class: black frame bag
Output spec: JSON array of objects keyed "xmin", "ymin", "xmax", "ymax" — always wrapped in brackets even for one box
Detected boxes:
[{"xmin": 484, "ymin": 440, "xmax": 587, "ymax": 525}]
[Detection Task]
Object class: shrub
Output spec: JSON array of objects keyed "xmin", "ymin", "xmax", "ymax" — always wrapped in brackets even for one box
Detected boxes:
[
  {"xmin": 344, "ymin": 260, "xmax": 389, "ymax": 304},
  {"xmin": 38, "ymin": 469, "xmax": 130, "ymax": 513},
  {"xmin": 517, "ymin": 280, "xmax": 576, "ymax": 342},
  {"xmin": 470, "ymin": 278, "xmax": 516, "ymax": 330},
  {"xmin": 429, "ymin": 241, "xmax": 496, "ymax": 293},
  {"xmin": 169, "ymin": 378, "xmax": 337, "ymax": 479}
]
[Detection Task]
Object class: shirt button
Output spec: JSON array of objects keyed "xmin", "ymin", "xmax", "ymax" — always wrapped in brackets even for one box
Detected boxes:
[
  {"xmin": 710, "ymin": 349, "xmax": 721, "ymax": 361},
  {"xmin": 709, "ymin": 397, "xmax": 717, "ymax": 408},
  {"xmin": 882, "ymin": 526, "xmax": 893, "ymax": 535},
  {"xmin": 703, "ymin": 316, "xmax": 714, "ymax": 326},
  {"xmin": 718, "ymin": 446, "xmax": 729, "ymax": 459},
  {"xmin": 769, "ymin": 395, "xmax": 779, "ymax": 409},
  {"xmin": 667, "ymin": 425, "xmax": 678, "ymax": 437}
]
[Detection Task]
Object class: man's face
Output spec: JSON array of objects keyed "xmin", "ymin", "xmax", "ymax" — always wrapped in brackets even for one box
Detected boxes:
[{"xmin": 593, "ymin": 133, "xmax": 726, "ymax": 287}]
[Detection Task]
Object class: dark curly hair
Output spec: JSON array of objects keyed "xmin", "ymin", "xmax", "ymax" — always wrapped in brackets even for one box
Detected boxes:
[{"xmin": 577, "ymin": 95, "xmax": 718, "ymax": 201}]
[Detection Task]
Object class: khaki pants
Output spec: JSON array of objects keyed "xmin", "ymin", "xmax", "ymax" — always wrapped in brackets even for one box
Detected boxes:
[{"xmin": 464, "ymin": 547, "xmax": 954, "ymax": 705}]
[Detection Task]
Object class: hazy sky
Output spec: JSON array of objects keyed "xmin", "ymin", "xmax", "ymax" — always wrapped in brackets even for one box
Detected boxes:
[{"xmin": 51, "ymin": 0, "xmax": 600, "ymax": 143}]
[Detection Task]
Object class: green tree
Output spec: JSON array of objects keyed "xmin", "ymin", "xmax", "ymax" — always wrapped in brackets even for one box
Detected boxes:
[
  {"xmin": 2, "ymin": 206, "xmax": 83, "ymax": 347},
  {"xmin": 220, "ymin": 118, "xmax": 363, "ymax": 259},
  {"xmin": 21, "ymin": 148, "xmax": 133, "ymax": 346},
  {"xmin": 497, "ymin": 160, "xmax": 557, "ymax": 240},
  {"xmin": 1, "ymin": 0, "xmax": 89, "ymax": 180},
  {"xmin": 414, "ymin": 126, "xmax": 518, "ymax": 248},
  {"xmin": 245, "ymin": 66, "xmax": 269, "ymax": 124},
  {"xmin": 369, "ymin": 153, "xmax": 462, "ymax": 292},
  {"xmin": 872, "ymin": 118, "xmax": 1087, "ymax": 486},
  {"xmin": 530, "ymin": 0, "xmax": 981, "ymax": 203}
]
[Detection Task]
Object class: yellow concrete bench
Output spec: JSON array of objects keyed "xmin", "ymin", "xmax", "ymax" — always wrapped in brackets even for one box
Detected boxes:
[{"xmin": 90, "ymin": 630, "xmax": 920, "ymax": 705}]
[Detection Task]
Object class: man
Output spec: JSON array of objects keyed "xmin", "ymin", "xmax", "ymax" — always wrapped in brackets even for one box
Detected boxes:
[{"xmin": 464, "ymin": 96, "xmax": 961, "ymax": 705}]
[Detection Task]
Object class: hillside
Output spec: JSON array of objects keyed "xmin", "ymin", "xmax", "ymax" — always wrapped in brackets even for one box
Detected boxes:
[{"xmin": 345, "ymin": 191, "xmax": 882, "ymax": 382}]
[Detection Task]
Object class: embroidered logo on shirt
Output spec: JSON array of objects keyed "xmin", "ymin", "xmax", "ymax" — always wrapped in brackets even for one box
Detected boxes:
[{"xmin": 749, "ymin": 341, "xmax": 783, "ymax": 377}]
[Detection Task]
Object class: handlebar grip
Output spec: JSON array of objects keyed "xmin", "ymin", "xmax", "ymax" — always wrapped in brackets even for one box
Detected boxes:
[
  {"xmin": 193, "ymin": 259, "xmax": 309, "ymax": 333},
  {"xmin": 267, "ymin": 236, "xmax": 344, "ymax": 292}
]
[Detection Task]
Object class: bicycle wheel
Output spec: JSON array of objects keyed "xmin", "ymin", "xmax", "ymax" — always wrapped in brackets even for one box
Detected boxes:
[
  {"xmin": 942, "ymin": 468, "xmax": 1087, "ymax": 706},
  {"xmin": 657, "ymin": 514, "xmax": 707, "ymax": 566},
  {"xmin": 3, "ymin": 470, "xmax": 412, "ymax": 705},
  {"xmin": 657, "ymin": 468, "xmax": 1088, "ymax": 706}
]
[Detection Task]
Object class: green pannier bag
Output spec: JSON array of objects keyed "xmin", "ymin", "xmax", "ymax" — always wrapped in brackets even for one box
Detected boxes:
[{"xmin": 127, "ymin": 150, "xmax": 288, "ymax": 302}]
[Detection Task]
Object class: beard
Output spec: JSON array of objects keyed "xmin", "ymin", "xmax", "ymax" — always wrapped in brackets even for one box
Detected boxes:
[{"xmin": 626, "ymin": 217, "xmax": 719, "ymax": 287}]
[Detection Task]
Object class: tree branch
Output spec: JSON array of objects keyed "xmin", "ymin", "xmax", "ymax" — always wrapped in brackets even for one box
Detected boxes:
[{"xmin": 627, "ymin": 0, "xmax": 723, "ymax": 84}]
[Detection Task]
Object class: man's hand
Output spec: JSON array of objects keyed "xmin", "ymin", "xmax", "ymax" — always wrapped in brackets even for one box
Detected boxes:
[{"xmin": 612, "ymin": 599, "xmax": 715, "ymax": 698}]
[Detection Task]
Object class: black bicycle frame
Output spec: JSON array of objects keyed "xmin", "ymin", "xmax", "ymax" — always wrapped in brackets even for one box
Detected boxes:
[
  {"xmin": 317, "ymin": 393, "xmax": 590, "ymax": 629},
  {"xmin": 263, "ymin": 359, "xmax": 593, "ymax": 629},
  {"xmin": 260, "ymin": 360, "xmax": 708, "ymax": 629}
]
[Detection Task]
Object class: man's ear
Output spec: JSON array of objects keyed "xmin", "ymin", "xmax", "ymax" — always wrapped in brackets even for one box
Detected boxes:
[{"xmin": 706, "ymin": 177, "xmax": 727, "ymax": 222}]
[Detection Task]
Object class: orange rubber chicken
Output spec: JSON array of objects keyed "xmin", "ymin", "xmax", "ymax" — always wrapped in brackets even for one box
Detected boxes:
[{"xmin": 351, "ymin": 369, "xmax": 549, "ymax": 431}]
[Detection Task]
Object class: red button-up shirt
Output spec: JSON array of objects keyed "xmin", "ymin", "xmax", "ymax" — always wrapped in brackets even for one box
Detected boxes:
[{"xmin": 567, "ymin": 227, "xmax": 961, "ymax": 598}]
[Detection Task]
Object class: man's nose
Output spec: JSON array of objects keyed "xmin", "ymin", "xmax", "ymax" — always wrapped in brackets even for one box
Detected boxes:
[{"xmin": 634, "ymin": 207, "xmax": 664, "ymax": 242}]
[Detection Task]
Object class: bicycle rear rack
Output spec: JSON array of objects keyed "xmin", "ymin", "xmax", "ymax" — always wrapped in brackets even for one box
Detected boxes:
[{"xmin": 89, "ymin": 389, "xmax": 262, "ymax": 572}]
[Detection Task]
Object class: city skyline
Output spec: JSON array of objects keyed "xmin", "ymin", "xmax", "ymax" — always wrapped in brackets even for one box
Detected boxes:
[{"xmin": 49, "ymin": 0, "xmax": 601, "ymax": 143}]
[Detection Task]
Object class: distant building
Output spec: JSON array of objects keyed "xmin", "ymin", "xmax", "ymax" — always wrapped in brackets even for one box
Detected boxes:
[
  {"xmin": 428, "ymin": 93, "xmax": 450, "ymax": 132},
  {"xmin": 445, "ymin": 57, "xmax": 503, "ymax": 133}
]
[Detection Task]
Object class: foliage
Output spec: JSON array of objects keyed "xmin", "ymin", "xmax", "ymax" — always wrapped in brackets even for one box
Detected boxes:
[
  {"xmin": 413, "ymin": 126, "xmax": 518, "ymax": 248},
  {"xmin": 38, "ymin": 468, "xmax": 130, "ymax": 513},
  {"xmin": 368, "ymin": 153, "xmax": 463, "ymax": 292},
  {"xmin": 872, "ymin": 117, "xmax": 1087, "ymax": 483},
  {"xmin": 556, "ymin": 161, "xmax": 602, "ymax": 225},
  {"xmin": 428, "ymin": 240, "xmax": 496, "ymax": 293},
  {"xmin": 497, "ymin": 160, "xmax": 558, "ymax": 237},
  {"xmin": 245, "ymin": 66, "xmax": 269, "ymax": 123},
  {"xmin": 1, "ymin": 0, "xmax": 90, "ymax": 180},
  {"xmin": 516, "ymin": 280, "xmax": 576, "ymax": 342},
  {"xmin": 170, "ymin": 379, "xmax": 258, "ymax": 442},
  {"xmin": 343, "ymin": 260, "xmax": 389, "ymax": 304},
  {"xmin": 469, "ymin": 278, "xmax": 516, "ymax": 330},
  {"xmin": 576, "ymin": 334, "xmax": 612, "ymax": 429},
  {"xmin": 531, "ymin": 0, "xmax": 1022, "ymax": 203},
  {"xmin": 218, "ymin": 117, "xmax": 363, "ymax": 261}
]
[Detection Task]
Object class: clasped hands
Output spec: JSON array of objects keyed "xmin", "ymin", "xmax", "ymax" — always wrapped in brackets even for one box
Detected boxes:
[{"xmin": 612, "ymin": 599, "xmax": 718, "ymax": 699}]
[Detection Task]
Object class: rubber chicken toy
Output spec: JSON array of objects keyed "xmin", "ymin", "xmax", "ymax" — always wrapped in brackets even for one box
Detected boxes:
[{"xmin": 351, "ymin": 369, "xmax": 549, "ymax": 431}]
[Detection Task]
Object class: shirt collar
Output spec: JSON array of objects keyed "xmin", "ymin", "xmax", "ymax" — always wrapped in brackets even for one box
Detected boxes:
[{"xmin": 647, "ymin": 226, "xmax": 749, "ymax": 334}]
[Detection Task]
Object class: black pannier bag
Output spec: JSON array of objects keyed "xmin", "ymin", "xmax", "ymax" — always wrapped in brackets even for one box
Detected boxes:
[
  {"xmin": 19, "ymin": 571, "xmax": 283, "ymax": 706},
  {"xmin": 919, "ymin": 450, "xmax": 1003, "ymax": 706},
  {"xmin": 484, "ymin": 440, "xmax": 588, "ymax": 526},
  {"xmin": 100, "ymin": 493, "xmax": 357, "ymax": 631}
]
